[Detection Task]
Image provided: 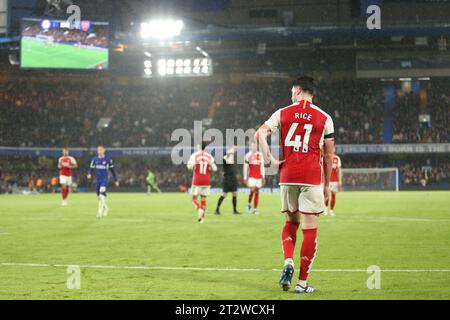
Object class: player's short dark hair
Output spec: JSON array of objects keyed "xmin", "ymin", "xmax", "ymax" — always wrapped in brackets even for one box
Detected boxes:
[{"xmin": 292, "ymin": 76, "xmax": 316, "ymax": 95}]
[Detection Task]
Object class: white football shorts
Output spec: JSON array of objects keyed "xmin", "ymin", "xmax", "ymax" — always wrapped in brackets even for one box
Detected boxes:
[
  {"xmin": 247, "ymin": 178, "xmax": 263, "ymax": 189},
  {"xmin": 59, "ymin": 175, "xmax": 73, "ymax": 186},
  {"xmin": 329, "ymin": 182, "xmax": 339, "ymax": 193},
  {"xmin": 191, "ymin": 185, "xmax": 210, "ymax": 197},
  {"xmin": 280, "ymin": 184, "xmax": 324, "ymax": 215}
]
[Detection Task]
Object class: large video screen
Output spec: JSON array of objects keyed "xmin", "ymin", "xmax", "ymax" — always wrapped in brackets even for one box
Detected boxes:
[{"xmin": 21, "ymin": 18, "xmax": 109, "ymax": 70}]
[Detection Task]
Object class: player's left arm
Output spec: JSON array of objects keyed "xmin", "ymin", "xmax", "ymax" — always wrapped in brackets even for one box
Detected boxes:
[
  {"xmin": 210, "ymin": 157, "xmax": 218, "ymax": 172},
  {"xmin": 337, "ymin": 157, "xmax": 343, "ymax": 190},
  {"xmin": 109, "ymin": 159, "xmax": 119, "ymax": 187},
  {"xmin": 260, "ymin": 154, "xmax": 266, "ymax": 184},
  {"xmin": 70, "ymin": 157, "xmax": 78, "ymax": 169},
  {"xmin": 323, "ymin": 116, "xmax": 335, "ymax": 201}
]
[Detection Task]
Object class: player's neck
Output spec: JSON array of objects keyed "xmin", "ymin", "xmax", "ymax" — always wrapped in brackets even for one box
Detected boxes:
[{"xmin": 294, "ymin": 95, "xmax": 312, "ymax": 104}]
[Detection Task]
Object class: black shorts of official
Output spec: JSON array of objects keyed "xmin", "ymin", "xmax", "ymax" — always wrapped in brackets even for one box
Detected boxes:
[{"xmin": 222, "ymin": 177, "xmax": 238, "ymax": 193}]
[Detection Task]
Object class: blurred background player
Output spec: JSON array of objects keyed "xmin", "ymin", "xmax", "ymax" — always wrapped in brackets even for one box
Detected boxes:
[
  {"xmin": 187, "ymin": 141, "xmax": 217, "ymax": 224},
  {"xmin": 146, "ymin": 168, "xmax": 161, "ymax": 194},
  {"xmin": 215, "ymin": 145, "xmax": 241, "ymax": 215},
  {"xmin": 256, "ymin": 76, "xmax": 334, "ymax": 294},
  {"xmin": 58, "ymin": 147, "xmax": 77, "ymax": 206},
  {"xmin": 244, "ymin": 142, "xmax": 265, "ymax": 215},
  {"xmin": 324, "ymin": 148, "xmax": 342, "ymax": 216},
  {"xmin": 87, "ymin": 145, "xmax": 119, "ymax": 219}
]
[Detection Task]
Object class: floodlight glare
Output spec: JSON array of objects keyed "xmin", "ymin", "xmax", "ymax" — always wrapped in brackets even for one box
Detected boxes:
[
  {"xmin": 193, "ymin": 59, "xmax": 200, "ymax": 66},
  {"xmin": 184, "ymin": 67, "xmax": 191, "ymax": 74},
  {"xmin": 193, "ymin": 66, "xmax": 200, "ymax": 74},
  {"xmin": 141, "ymin": 19, "xmax": 184, "ymax": 39},
  {"xmin": 201, "ymin": 66, "xmax": 209, "ymax": 74},
  {"xmin": 167, "ymin": 59, "xmax": 175, "ymax": 67},
  {"xmin": 176, "ymin": 59, "xmax": 183, "ymax": 67},
  {"xmin": 144, "ymin": 60, "xmax": 152, "ymax": 68},
  {"xmin": 158, "ymin": 67, "xmax": 167, "ymax": 76},
  {"xmin": 176, "ymin": 67, "xmax": 183, "ymax": 74},
  {"xmin": 157, "ymin": 59, "xmax": 166, "ymax": 68},
  {"xmin": 184, "ymin": 59, "xmax": 191, "ymax": 67},
  {"xmin": 167, "ymin": 67, "xmax": 174, "ymax": 75},
  {"xmin": 144, "ymin": 68, "xmax": 152, "ymax": 75}
]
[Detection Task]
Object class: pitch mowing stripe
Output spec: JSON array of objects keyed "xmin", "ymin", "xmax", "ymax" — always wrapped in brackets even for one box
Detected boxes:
[{"xmin": 1, "ymin": 263, "xmax": 450, "ymax": 273}]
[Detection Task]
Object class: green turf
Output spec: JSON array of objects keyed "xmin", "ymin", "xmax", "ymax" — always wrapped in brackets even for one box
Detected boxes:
[
  {"xmin": 0, "ymin": 191, "xmax": 449, "ymax": 300},
  {"xmin": 21, "ymin": 37, "xmax": 108, "ymax": 69}
]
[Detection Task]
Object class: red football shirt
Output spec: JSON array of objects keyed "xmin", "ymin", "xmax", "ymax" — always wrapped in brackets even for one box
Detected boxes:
[
  {"xmin": 244, "ymin": 151, "xmax": 265, "ymax": 179},
  {"xmin": 265, "ymin": 100, "xmax": 334, "ymax": 186},
  {"xmin": 58, "ymin": 156, "xmax": 77, "ymax": 177},
  {"xmin": 187, "ymin": 151, "xmax": 217, "ymax": 186},
  {"xmin": 330, "ymin": 155, "xmax": 342, "ymax": 182}
]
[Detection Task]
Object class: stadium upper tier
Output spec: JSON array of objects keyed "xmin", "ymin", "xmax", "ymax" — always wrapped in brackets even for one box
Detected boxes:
[{"xmin": 0, "ymin": 77, "xmax": 448, "ymax": 147}]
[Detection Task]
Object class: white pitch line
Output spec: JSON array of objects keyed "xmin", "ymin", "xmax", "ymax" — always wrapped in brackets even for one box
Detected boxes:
[{"xmin": 1, "ymin": 262, "xmax": 449, "ymax": 273}]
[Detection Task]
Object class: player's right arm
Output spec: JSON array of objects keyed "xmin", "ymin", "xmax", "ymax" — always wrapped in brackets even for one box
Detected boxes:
[
  {"xmin": 87, "ymin": 158, "xmax": 95, "ymax": 179},
  {"xmin": 255, "ymin": 110, "xmax": 283, "ymax": 168},
  {"xmin": 187, "ymin": 153, "xmax": 196, "ymax": 171},
  {"xmin": 243, "ymin": 153, "xmax": 249, "ymax": 181}
]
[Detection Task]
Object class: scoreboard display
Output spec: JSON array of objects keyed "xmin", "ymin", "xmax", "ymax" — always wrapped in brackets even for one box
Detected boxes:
[{"xmin": 20, "ymin": 18, "xmax": 109, "ymax": 70}]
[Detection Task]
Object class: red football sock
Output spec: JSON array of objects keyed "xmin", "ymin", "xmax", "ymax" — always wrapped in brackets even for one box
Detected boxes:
[
  {"xmin": 65, "ymin": 187, "xmax": 70, "ymax": 200},
  {"xmin": 248, "ymin": 191, "xmax": 254, "ymax": 204},
  {"xmin": 61, "ymin": 187, "xmax": 68, "ymax": 200},
  {"xmin": 331, "ymin": 193, "xmax": 336, "ymax": 210},
  {"xmin": 299, "ymin": 228, "xmax": 318, "ymax": 281},
  {"xmin": 192, "ymin": 197, "xmax": 201, "ymax": 210},
  {"xmin": 254, "ymin": 191, "xmax": 259, "ymax": 209},
  {"xmin": 325, "ymin": 197, "xmax": 329, "ymax": 207},
  {"xmin": 282, "ymin": 221, "xmax": 300, "ymax": 260},
  {"xmin": 201, "ymin": 199, "xmax": 207, "ymax": 210}
]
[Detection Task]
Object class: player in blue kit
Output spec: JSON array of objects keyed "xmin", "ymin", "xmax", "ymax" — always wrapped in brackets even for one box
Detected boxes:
[{"xmin": 87, "ymin": 145, "xmax": 119, "ymax": 218}]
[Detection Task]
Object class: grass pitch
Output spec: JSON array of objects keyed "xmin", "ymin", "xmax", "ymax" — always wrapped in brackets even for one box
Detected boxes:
[
  {"xmin": 21, "ymin": 37, "xmax": 108, "ymax": 69},
  {"xmin": 0, "ymin": 191, "xmax": 449, "ymax": 300}
]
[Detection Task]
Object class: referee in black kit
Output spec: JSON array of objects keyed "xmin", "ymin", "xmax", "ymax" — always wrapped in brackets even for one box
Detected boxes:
[{"xmin": 215, "ymin": 145, "xmax": 241, "ymax": 215}]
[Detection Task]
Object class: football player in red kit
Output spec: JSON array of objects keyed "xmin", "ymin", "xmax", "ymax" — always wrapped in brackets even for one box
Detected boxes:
[
  {"xmin": 324, "ymin": 148, "xmax": 342, "ymax": 216},
  {"xmin": 256, "ymin": 76, "xmax": 334, "ymax": 294},
  {"xmin": 187, "ymin": 142, "xmax": 217, "ymax": 224},
  {"xmin": 244, "ymin": 142, "xmax": 265, "ymax": 215},
  {"xmin": 58, "ymin": 148, "xmax": 78, "ymax": 206}
]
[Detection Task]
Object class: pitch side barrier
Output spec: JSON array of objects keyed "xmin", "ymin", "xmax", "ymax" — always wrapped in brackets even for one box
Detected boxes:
[{"xmin": 1, "ymin": 144, "xmax": 449, "ymax": 157}]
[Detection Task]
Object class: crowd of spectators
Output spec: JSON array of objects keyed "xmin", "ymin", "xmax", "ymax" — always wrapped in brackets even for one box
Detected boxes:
[
  {"xmin": 1, "ymin": 76, "xmax": 448, "ymax": 193},
  {"xmin": 393, "ymin": 79, "xmax": 449, "ymax": 143},
  {"xmin": 3, "ymin": 76, "xmax": 448, "ymax": 148}
]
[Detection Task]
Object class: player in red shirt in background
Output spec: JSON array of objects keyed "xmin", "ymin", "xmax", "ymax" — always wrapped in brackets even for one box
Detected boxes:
[
  {"xmin": 244, "ymin": 142, "xmax": 265, "ymax": 215},
  {"xmin": 324, "ymin": 148, "xmax": 342, "ymax": 216},
  {"xmin": 187, "ymin": 141, "xmax": 217, "ymax": 224},
  {"xmin": 256, "ymin": 76, "xmax": 334, "ymax": 294},
  {"xmin": 58, "ymin": 148, "xmax": 78, "ymax": 206}
]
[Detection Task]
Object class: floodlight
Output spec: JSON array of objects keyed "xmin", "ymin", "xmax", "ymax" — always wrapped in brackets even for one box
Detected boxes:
[{"xmin": 141, "ymin": 19, "xmax": 184, "ymax": 39}]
